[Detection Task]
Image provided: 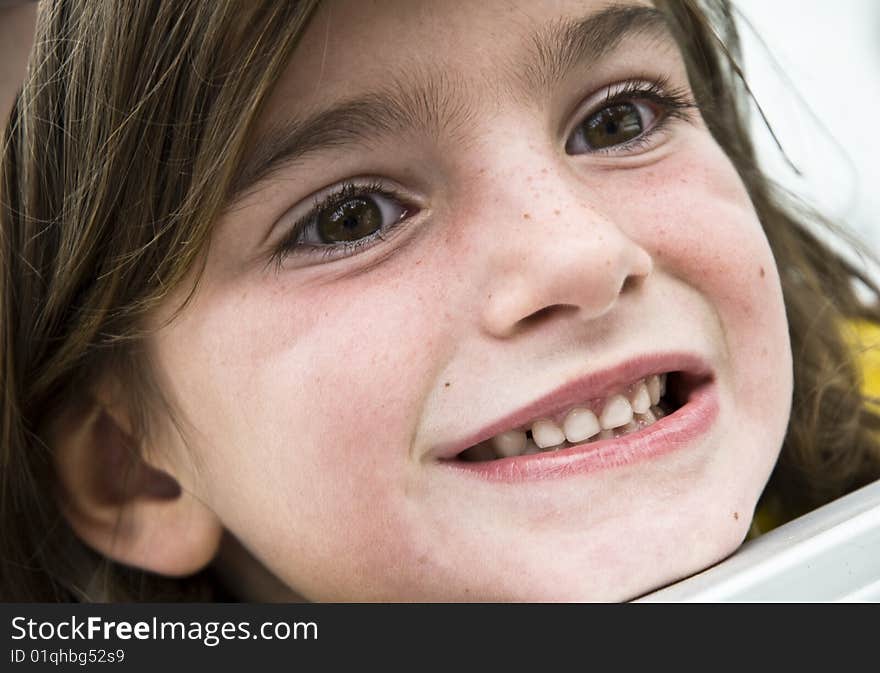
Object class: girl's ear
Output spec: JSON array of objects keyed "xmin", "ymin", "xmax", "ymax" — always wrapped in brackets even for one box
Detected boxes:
[{"xmin": 49, "ymin": 381, "xmax": 223, "ymax": 577}]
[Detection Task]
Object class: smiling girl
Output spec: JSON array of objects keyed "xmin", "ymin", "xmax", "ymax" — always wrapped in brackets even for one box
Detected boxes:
[{"xmin": 1, "ymin": 0, "xmax": 879, "ymax": 602}]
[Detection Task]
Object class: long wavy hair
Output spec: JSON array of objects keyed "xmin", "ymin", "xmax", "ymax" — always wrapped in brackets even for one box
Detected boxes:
[{"xmin": 2, "ymin": 0, "xmax": 878, "ymax": 601}]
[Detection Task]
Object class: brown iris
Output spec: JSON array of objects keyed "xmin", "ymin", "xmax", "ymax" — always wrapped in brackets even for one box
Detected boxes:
[
  {"xmin": 582, "ymin": 103, "xmax": 644, "ymax": 149},
  {"xmin": 317, "ymin": 197, "xmax": 383, "ymax": 243}
]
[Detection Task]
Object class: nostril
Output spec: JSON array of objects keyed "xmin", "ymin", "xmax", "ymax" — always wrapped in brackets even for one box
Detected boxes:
[
  {"xmin": 621, "ymin": 274, "xmax": 644, "ymax": 294},
  {"xmin": 519, "ymin": 304, "xmax": 578, "ymax": 329}
]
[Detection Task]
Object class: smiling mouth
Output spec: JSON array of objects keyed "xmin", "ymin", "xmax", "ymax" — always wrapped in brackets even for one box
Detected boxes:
[{"xmin": 452, "ymin": 371, "xmax": 699, "ymax": 463}]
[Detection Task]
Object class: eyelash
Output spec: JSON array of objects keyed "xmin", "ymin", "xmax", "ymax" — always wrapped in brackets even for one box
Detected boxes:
[{"xmin": 268, "ymin": 77, "xmax": 696, "ymax": 271}]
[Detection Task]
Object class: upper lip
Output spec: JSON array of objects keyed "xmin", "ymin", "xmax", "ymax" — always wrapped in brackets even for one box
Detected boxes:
[{"xmin": 429, "ymin": 351, "xmax": 714, "ymax": 461}]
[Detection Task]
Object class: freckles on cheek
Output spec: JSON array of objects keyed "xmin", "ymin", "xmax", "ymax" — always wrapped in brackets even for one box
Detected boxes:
[
  {"xmin": 622, "ymin": 144, "xmax": 791, "ymax": 417},
  {"xmin": 630, "ymin": 150, "xmax": 779, "ymax": 324}
]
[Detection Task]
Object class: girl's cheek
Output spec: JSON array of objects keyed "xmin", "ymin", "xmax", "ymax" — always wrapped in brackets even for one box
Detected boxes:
[
  {"xmin": 151, "ymin": 262, "xmax": 437, "ymax": 501},
  {"xmin": 224, "ymin": 271, "xmax": 444, "ymax": 484},
  {"xmin": 614, "ymin": 134, "xmax": 791, "ymax": 414},
  {"xmin": 152, "ymin": 275, "xmax": 446, "ymax": 597}
]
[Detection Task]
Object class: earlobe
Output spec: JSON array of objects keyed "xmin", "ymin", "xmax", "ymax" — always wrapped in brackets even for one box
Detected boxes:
[{"xmin": 50, "ymin": 391, "xmax": 223, "ymax": 578}]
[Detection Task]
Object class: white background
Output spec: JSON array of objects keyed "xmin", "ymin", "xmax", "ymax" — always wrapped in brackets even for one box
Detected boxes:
[{"xmin": 734, "ymin": 0, "xmax": 880, "ymax": 255}]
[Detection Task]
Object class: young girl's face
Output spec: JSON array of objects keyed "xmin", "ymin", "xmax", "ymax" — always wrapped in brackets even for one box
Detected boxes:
[{"xmin": 149, "ymin": 0, "xmax": 793, "ymax": 600}]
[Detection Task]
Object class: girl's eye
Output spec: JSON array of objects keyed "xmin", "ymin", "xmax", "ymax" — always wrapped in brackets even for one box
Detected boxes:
[
  {"xmin": 267, "ymin": 181, "xmax": 415, "ymax": 271},
  {"xmin": 565, "ymin": 79, "xmax": 695, "ymax": 155},
  {"xmin": 570, "ymin": 101, "xmax": 655, "ymax": 151}
]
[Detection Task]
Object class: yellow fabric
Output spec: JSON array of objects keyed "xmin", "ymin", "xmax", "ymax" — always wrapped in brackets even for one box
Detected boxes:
[
  {"xmin": 847, "ymin": 319, "xmax": 880, "ymax": 411},
  {"xmin": 748, "ymin": 319, "xmax": 880, "ymax": 538}
]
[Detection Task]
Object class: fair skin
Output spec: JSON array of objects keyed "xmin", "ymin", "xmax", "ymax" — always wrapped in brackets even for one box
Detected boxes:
[{"xmin": 59, "ymin": 0, "xmax": 793, "ymax": 601}]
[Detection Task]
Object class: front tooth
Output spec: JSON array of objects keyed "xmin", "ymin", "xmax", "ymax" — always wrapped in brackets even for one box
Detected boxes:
[
  {"xmin": 491, "ymin": 430, "xmax": 527, "ymax": 458},
  {"xmin": 630, "ymin": 380, "xmax": 651, "ymax": 414},
  {"xmin": 531, "ymin": 419, "xmax": 566, "ymax": 449},
  {"xmin": 599, "ymin": 394, "xmax": 634, "ymax": 429},
  {"xmin": 647, "ymin": 375, "xmax": 661, "ymax": 405},
  {"xmin": 562, "ymin": 407, "xmax": 600, "ymax": 443}
]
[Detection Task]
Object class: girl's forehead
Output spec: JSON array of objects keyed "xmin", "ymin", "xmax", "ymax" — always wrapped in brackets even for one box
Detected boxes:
[
  {"xmin": 277, "ymin": 0, "xmax": 663, "ymax": 101},
  {"xmin": 236, "ymin": 0, "xmax": 675, "ymax": 200}
]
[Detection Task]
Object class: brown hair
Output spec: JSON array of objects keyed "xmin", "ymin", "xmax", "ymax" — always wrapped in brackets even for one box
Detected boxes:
[{"xmin": 1, "ymin": 0, "xmax": 878, "ymax": 601}]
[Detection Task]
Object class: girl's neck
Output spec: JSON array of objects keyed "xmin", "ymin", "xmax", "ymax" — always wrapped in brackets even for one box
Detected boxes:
[{"xmin": 212, "ymin": 531, "xmax": 306, "ymax": 603}]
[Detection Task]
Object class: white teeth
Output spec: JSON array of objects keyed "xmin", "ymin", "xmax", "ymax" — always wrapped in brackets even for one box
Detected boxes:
[
  {"xmin": 491, "ymin": 430, "xmax": 527, "ymax": 458},
  {"xmin": 647, "ymin": 375, "xmax": 661, "ymax": 406},
  {"xmin": 531, "ymin": 419, "xmax": 566, "ymax": 449},
  {"xmin": 562, "ymin": 407, "xmax": 600, "ymax": 443},
  {"xmin": 630, "ymin": 380, "xmax": 651, "ymax": 414},
  {"xmin": 599, "ymin": 394, "xmax": 633, "ymax": 430},
  {"xmin": 479, "ymin": 373, "xmax": 673, "ymax": 460}
]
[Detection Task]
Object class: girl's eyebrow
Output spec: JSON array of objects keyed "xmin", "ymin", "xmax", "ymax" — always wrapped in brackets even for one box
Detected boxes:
[{"xmin": 227, "ymin": 3, "xmax": 671, "ymax": 204}]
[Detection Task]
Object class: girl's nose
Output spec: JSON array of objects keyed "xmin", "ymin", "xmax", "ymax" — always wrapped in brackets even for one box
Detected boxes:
[{"xmin": 476, "ymin": 176, "xmax": 653, "ymax": 339}]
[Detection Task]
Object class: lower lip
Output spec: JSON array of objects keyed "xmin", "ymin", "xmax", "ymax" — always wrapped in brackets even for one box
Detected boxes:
[{"xmin": 437, "ymin": 380, "xmax": 719, "ymax": 482}]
